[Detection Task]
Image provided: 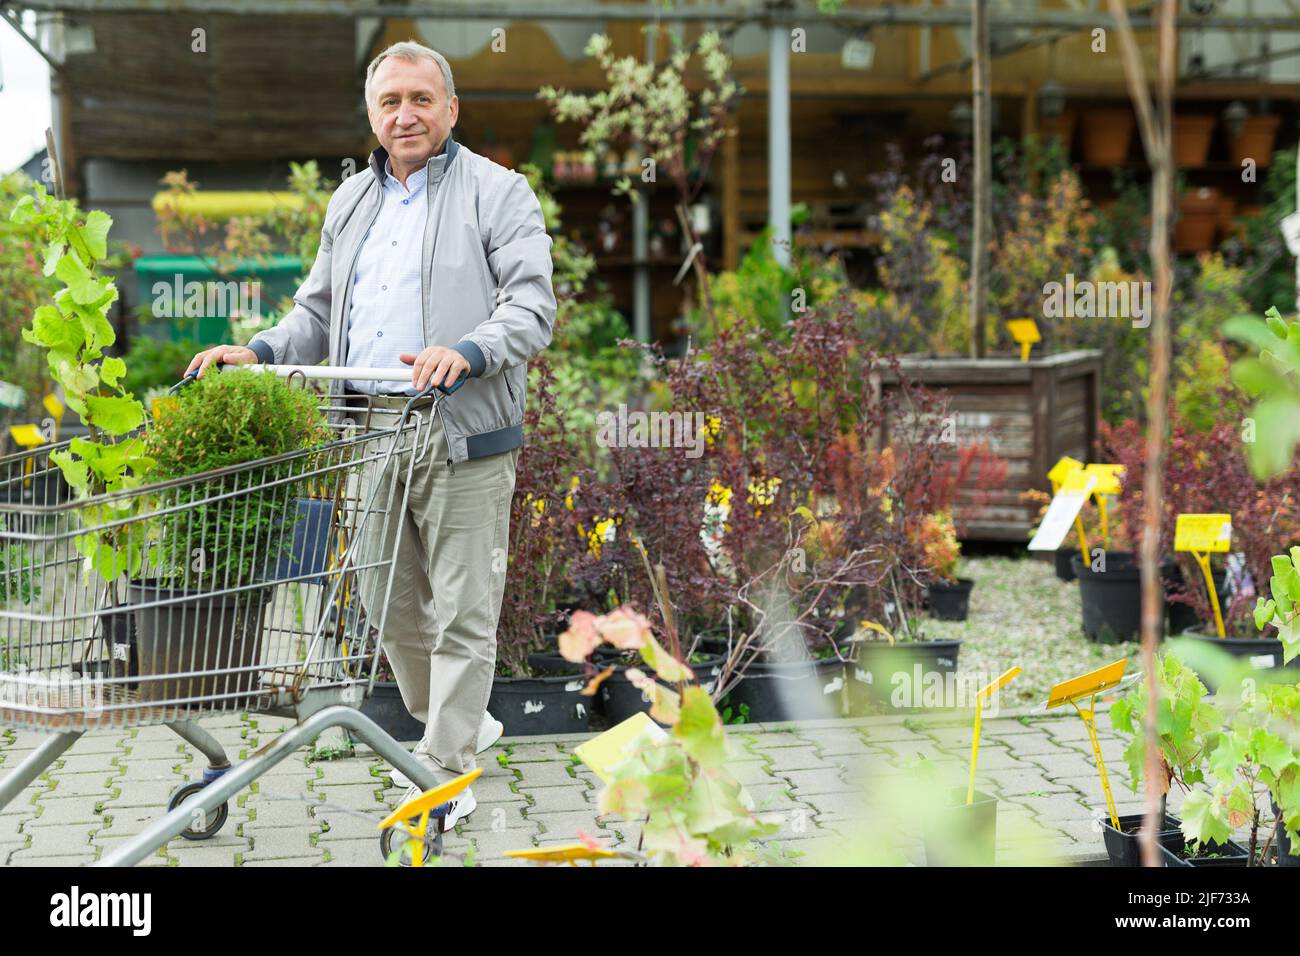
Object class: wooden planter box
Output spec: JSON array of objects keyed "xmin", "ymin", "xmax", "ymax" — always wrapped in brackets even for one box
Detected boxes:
[{"xmin": 875, "ymin": 350, "xmax": 1103, "ymax": 541}]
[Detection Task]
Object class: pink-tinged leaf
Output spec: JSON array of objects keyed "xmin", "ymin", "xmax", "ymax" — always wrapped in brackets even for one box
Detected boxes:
[{"xmin": 599, "ymin": 606, "xmax": 653, "ymax": 649}]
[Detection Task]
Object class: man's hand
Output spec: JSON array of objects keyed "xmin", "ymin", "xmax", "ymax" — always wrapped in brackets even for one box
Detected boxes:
[
  {"xmin": 400, "ymin": 347, "xmax": 470, "ymax": 391},
  {"xmin": 186, "ymin": 344, "xmax": 259, "ymax": 379}
]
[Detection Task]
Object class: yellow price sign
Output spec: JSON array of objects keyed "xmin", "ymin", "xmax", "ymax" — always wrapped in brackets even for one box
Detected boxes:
[
  {"xmin": 967, "ymin": 666, "xmax": 1022, "ymax": 805},
  {"xmin": 1007, "ymin": 319, "xmax": 1041, "ymax": 362},
  {"xmin": 1083, "ymin": 463, "xmax": 1125, "ymax": 497},
  {"xmin": 1045, "ymin": 659, "xmax": 1128, "ymax": 711},
  {"xmin": 503, "ymin": 844, "xmax": 624, "ymax": 865},
  {"xmin": 8, "ymin": 424, "xmax": 46, "ymax": 448},
  {"xmin": 1046, "ymin": 455, "xmax": 1084, "ymax": 490},
  {"xmin": 1174, "ymin": 513, "xmax": 1233, "ymax": 553},
  {"xmin": 1175, "ymin": 513, "xmax": 1232, "ymax": 638},
  {"xmin": 1045, "ymin": 659, "xmax": 1128, "ymax": 829},
  {"xmin": 574, "ymin": 712, "xmax": 668, "ymax": 784}
]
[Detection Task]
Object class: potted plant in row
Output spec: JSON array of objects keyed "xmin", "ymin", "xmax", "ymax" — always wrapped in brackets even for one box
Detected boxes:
[
  {"xmin": 1111, "ymin": 647, "xmax": 1300, "ymax": 866},
  {"xmin": 1105, "ymin": 654, "xmax": 1213, "ymax": 865}
]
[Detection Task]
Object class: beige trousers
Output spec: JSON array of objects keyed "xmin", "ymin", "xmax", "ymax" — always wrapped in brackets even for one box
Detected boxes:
[{"xmin": 352, "ymin": 398, "xmax": 518, "ymax": 786}]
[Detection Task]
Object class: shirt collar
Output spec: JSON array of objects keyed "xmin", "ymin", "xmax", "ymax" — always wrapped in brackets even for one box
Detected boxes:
[{"xmin": 368, "ymin": 131, "xmax": 458, "ymax": 187}]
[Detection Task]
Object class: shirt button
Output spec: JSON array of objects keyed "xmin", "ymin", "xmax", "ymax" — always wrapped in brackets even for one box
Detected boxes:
[
  {"xmin": 402, "ymin": 199, "xmax": 409, "ymax": 205},
  {"xmin": 377, "ymin": 331, "xmax": 384, "ymax": 337},
  {"xmin": 392, "ymin": 240, "xmax": 397, "ymax": 246},
  {"xmin": 381, "ymin": 284, "xmax": 388, "ymax": 291}
]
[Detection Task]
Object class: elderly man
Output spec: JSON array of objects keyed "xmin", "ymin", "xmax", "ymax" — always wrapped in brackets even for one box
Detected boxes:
[{"xmin": 186, "ymin": 40, "xmax": 556, "ymax": 831}]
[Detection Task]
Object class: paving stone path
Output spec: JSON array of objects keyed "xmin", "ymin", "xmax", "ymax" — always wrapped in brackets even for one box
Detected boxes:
[{"xmin": 0, "ymin": 709, "xmax": 1175, "ymax": 867}]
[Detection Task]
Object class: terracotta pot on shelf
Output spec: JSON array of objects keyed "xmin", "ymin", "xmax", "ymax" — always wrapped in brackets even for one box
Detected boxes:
[
  {"xmin": 1081, "ymin": 108, "xmax": 1135, "ymax": 166},
  {"xmin": 1174, "ymin": 187, "xmax": 1222, "ymax": 254},
  {"xmin": 1172, "ymin": 115, "xmax": 1216, "ymax": 169},
  {"xmin": 1217, "ymin": 195, "xmax": 1238, "ymax": 243},
  {"xmin": 1039, "ymin": 108, "xmax": 1077, "ymax": 155},
  {"xmin": 1229, "ymin": 114, "xmax": 1282, "ymax": 168}
]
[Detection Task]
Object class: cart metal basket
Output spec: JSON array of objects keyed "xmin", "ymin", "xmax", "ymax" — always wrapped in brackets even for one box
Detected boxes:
[{"xmin": 0, "ymin": 365, "xmax": 459, "ymax": 866}]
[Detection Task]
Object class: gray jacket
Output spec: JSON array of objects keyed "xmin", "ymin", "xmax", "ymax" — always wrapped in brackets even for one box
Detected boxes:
[{"xmin": 248, "ymin": 133, "xmax": 556, "ymax": 464}]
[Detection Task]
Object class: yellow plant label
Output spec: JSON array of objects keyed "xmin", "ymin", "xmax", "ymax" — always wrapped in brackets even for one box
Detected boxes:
[
  {"xmin": 1046, "ymin": 455, "xmax": 1085, "ymax": 487},
  {"xmin": 574, "ymin": 712, "xmax": 668, "ymax": 784},
  {"xmin": 978, "ymin": 666, "xmax": 1022, "ymax": 700},
  {"xmin": 1174, "ymin": 513, "xmax": 1233, "ymax": 553},
  {"xmin": 1046, "ymin": 659, "xmax": 1128, "ymax": 710},
  {"xmin": 1028, "ymin": 471, "xmax": 1097, "ymax": 551},
  {"xmin": 1083, "ymin": 463, "xmax": 1125, "ymax": 497},
  {"xmin": 1007, "ymin": 319, "xmax": 1041, "ymax": 345},
  {"xmin": 42, "ymin": 393, "xmax": 65, "ymax": 421},
  {"xmin": 8, "ymin": 424, "xmax": 46, "ymax": 448}
]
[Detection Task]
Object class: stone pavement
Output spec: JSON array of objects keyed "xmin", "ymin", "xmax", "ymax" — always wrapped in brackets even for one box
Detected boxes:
[{"xmin": 0, "ymin": 708, "xmax": 1165, "ymax": 867}]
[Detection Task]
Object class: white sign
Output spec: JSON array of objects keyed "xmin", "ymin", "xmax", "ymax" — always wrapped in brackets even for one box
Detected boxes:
[
  {"xmin": 1282, "ymin": 211, "xmax": 1300, "ymax": 257},
  {"xmin": 1028, "ymin": 475, "xmax": 1098, "ymax": 552}
]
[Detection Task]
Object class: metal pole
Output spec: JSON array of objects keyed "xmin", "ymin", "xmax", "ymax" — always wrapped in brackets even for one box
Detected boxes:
[
  {"xmin": 768, "ymin": 21, "xmax": 791, "ymax": 270},
  {"xmin": 632, "ymin": 21, "xmax": 655, "ymax": 343},
  {"xmin": 970, "ymin": 0, "xmax": 991, "ymax": 358}
]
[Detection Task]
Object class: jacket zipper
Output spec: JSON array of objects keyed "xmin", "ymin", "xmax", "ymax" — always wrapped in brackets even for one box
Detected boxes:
[
  {"xmin": 339, "ymin": 186, "xmax": 383, "ymax": 369},
  {"xmin": 504, "ymin": 372, "xmax": 517, "ymax": 412}
]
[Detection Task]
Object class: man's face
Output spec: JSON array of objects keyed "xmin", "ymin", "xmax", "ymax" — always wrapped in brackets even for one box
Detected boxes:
[{"xmin": 367, "ymin": 56, "xmax": 458, "ymax": 171}]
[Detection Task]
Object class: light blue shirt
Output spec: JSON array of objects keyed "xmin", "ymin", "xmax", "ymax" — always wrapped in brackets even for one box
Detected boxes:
[{"xmin": 345, "ymin": 156, "xmax": 443, "ymax": 394}]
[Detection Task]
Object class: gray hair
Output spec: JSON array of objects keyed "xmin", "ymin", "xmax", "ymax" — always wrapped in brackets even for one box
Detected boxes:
[{"xmin": 364, "ymin": 41, "xmax": 456, "ymax": 107}]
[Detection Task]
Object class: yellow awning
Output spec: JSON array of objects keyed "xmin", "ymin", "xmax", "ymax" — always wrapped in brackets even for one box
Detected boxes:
[{"xmin": 151, "ymin": 191, "xmax": 304, "ymax": 220}]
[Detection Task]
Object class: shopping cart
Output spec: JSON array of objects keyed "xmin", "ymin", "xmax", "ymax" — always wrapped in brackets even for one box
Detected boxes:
[{"xmin": 0, "ymin": 365, "xmax": 462, "ymax": 867}]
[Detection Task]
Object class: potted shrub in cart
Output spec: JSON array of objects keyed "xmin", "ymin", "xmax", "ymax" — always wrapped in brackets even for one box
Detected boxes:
[
  {"xmin": 1106, "ymin": 654, "xmax": 1218, "ymax": 865},
  {"xmin": 135, "ymin": 368, "xmax": 329, "ymax": 707}
]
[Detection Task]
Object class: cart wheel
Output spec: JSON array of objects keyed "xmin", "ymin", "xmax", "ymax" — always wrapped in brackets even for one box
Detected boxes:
[
  {"xmin": 379, "ymin": 825, "xmax": 444, "ymax": 866},
  {"xmin": 168, "ymin": 781, "xmax": 229, "ymax": 841}
]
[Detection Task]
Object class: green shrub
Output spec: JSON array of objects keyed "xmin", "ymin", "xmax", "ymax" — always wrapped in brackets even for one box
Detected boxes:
[{"xmin": 144, "ymin": 368, "xmax": 329, "ymax": 589}]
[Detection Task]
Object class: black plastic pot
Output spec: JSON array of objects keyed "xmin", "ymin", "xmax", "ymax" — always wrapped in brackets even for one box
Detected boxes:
[
  {"xmin": 1166, "ymin": 564, "xmax": 1228, "ymax": 636},
  {"xmin": 1177, "ymin": 629, "xmax": 1297, "ymax": 693},
  {"xmin": 1072, "ymin": 551, "xmax": 1161, "ymax": 643},
  {"xmin": 717, "ymin": 657, "xmax": 844, "ymax": 724},
  {"xmin": 360, "ymin": 681, "xmax": 426, "ymax": 742},
  {"xmin": 1055, "ymin": 549, "xmax": 1077, "ymax": 582},
  {"xmin": 78, "ymin": 602, "xmax": 140, "ymax": 690},
  {"xmin": 1157, "ymin": 831, "xmax": 1249, "ymax": 867},
  {"xmin": 846, "ymin": 640, "xmax": 963, "ymax": 714},
  {"xmin": 272, "ymin": 497, "xmax": 335, "ymax": 585},
  {"xmin": 925, "ymin": 788, "xmax": 998, "ymax": 866},
  {"xmin": 489, "ymin": 672, "xmax": 593, "ymax": 735},
  {"xmin": 1274, "ymin": 801, "xmax": 1299, "ymax": 867},
  {"xmin": 1101, "ymin": 812, "xmax": 1183, "ymax": 867},
  {"xmin": 601, "ymin": 654, "xmax": 725, "ymax": 725},
  {"xmin": 127, "ymin": 581, "xmax": 272, "ymax": 709},
  {"xmin": 926, "ymin": 578, "xmax": 974, "ymax": 621}
]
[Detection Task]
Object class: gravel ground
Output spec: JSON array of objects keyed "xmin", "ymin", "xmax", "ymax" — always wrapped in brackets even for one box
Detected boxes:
[{"xmin": 922, "ymin": 553, "xmax": 1141, "ymax": 708}]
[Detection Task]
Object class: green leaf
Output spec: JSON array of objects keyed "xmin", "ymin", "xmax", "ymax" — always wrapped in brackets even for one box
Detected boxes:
[
  {"xmin": 48, "ymin": 449, "xmax": 90, "ymax": 494},
  {"xmin": 54, "ymin": 250, "xmax": 108, "ymax": 305},
  {"xmin": 1255, "ymin": 598, "xmax": 1278, "ymax": 632},
  {"xmin": 57, "ymin": 359, "xmax": 98, "ymax": 397},
  {"xmin": 1180, "ymin": 789, "xmax": 1232, "ymax": 847},
  {"xmin": 100, "ymin": 355, "xmax": 127, "ymax": 389},
  {"xmin": 25, "ymin": 304, "xmax": 83, "ymax": 355},
  {"xmin": 675, "ymin": 686, "xmax": 727, "ymax": 768},
  {"xmin": 84, "ymin": 394, "xmax": 144, "ymax": 436},
  {"xmin": 80, "ymin": 210, "xmax": 112, "ymax": 261},
  {"xmin": 42, "ymin": 240, "xmax": 66, "ymax": 277}
]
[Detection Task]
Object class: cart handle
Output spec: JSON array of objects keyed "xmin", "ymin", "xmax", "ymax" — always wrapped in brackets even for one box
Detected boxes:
[{"xmin": 170, "ymin": 364, "xmax": 467, "ymax": 395}]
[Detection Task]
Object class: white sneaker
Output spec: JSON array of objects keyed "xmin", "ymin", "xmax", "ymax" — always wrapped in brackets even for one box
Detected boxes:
[
  {"xmin": 387, "ymin": 711, "xmax": 504, "ymax": 789},
  {"xmin": 400, "ymin": 784, "xmax": 476, "ymax": 833}
]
